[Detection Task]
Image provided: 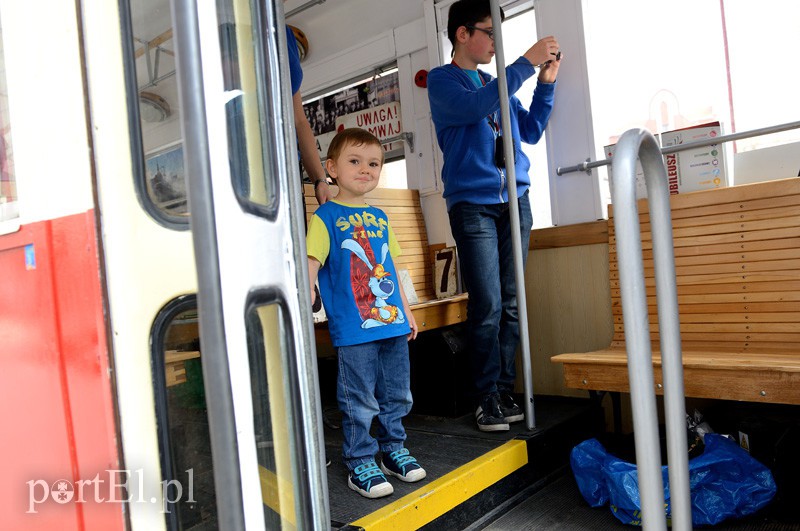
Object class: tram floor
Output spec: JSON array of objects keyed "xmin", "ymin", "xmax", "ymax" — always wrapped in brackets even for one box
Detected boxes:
[
  {"xmin": 323, "ymin": 395, "xmax": 604, "ymax": 530},
  {"xmin": 481, "ymin": 472, "xmax": 800, "ymax": 531}
]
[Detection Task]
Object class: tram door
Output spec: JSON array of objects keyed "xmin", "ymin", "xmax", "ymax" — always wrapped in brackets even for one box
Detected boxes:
[
  {"xmin": 82, "ymin": 0, "xmax": 327, "ymax": 528},
  {"xmin": 170, "ymin": 0, "xmax": 329, "ymax": 528}
]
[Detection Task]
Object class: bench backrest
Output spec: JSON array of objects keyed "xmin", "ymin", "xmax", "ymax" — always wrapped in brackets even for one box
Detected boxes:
[
  {"xmin": 607, "ymin": 177, "xmax": 800, "ymax": 353},
  {"xmin": 304, "ymin": 184, "xmax": 434, "ymax": 302}
]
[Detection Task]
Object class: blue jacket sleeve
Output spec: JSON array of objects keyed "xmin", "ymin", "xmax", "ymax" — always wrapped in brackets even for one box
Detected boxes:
[
  {"xmin": 516, "ymin": 81, "xmax": 556, "ymax": 144},
  {"xmin": 428, "ymin": 58, "xmax": 536, "ymax": 127}
]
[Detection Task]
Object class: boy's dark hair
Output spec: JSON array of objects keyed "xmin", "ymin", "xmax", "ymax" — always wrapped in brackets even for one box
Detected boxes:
[
  {"xmin": 327, "ymin": 128, "xmax": 384, "ymax": 164},
  {"xmin": 446, "ymin": 0, "xmax": 505, "ymax": 48}
]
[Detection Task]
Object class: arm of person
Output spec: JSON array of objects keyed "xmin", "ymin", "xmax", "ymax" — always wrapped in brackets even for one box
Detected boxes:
[
  {"xmin": 521, "ymin": 35, "xmax": 560, "ymax": 71},
  {"xmin": 516, "ymin": 80, "xmax": 556, "ymax": 145},
  {"xmin": 307, "ymin": 256, "xmax": 321, "ymax": 305},
  {"xmin": 398, "ymin": 281, "xmax": 418, "ymax": 341},
  {"xmin": 515, "ymin": 37, "xmax": 560, "ymax": 144},
  {"xmin": 293, "ymin": 92, "xmax": 335, "ymax": 205},
  {"xmin": 427, "ymin": 60, "xmax": 535, "ymax": 127}
]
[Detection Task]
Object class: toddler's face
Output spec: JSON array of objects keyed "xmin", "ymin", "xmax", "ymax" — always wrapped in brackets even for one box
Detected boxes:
[{"xmin": 327, "ymin": 142, "xmax": 383, "ymax": 198}]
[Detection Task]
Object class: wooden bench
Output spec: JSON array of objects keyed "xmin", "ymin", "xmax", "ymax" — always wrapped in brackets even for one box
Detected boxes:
[
  {"xmin": 551, "ymin": 177, "xmax": 800, "ymax": 405},
  {"xmin": 304, "ymin": 184, "xmax": 468, "ymax": 336}
]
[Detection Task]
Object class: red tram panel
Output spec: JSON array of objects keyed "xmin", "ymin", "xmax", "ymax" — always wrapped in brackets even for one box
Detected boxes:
[{"xmin": 0, "ymin": 211, "xmax": 123, "ymax": 530}]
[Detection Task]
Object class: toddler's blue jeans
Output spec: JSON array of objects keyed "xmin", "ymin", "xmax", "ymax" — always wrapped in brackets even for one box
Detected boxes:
[{"xmin": 337, "ymin": 335, "xmax": 412, "ymax": 470}]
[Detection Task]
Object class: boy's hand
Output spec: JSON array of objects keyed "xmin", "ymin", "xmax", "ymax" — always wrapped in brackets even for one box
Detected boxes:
[
  {"xmin": 407, "ymin": 311, "xmax": 418, "ymax": 341},
  {"xmin": 523, "ymin": 36, "xmax": 559, "ymax": 71},
  {"xmin": 538, "ymin": 50, "xmax": 561, "ymax": 83}
]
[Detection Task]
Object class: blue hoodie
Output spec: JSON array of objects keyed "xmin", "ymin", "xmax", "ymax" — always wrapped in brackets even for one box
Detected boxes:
[{"xmin": 427, "ymin": 58, "xmax": 555, "ymax": 210}]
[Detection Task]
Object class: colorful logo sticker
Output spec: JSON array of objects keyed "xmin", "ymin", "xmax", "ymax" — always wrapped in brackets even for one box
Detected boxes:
[{"xmin": 25, "ymin": 244, "xmax": 36, "ymax": 270}]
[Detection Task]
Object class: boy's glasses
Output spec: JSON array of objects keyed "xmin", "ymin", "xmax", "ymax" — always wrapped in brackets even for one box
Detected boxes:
[{"xmin": 465, "ymin": 25, "xmax": 494, "ymax": 40}]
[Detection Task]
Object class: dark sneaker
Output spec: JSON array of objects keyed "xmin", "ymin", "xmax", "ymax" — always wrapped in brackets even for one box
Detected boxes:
[
  {"xmin": 380, "ymin": 448, "xmax": 426, "ymax": 483},
  {"xmin": 348, "ymin": 462, "xmax": 393, "ymax": 498},
  {"xmin": 475, "ymin": 393, "xmax": 510, "ymax": 432},
  {"xmin": 499, "ymin": 392, "xmax": 524, "ymax": 423}
]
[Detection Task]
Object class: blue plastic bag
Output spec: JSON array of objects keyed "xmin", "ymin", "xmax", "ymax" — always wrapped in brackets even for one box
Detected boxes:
[{"xmin": 571, "ymin": 434, "xmax": 776, "ymax": 526}]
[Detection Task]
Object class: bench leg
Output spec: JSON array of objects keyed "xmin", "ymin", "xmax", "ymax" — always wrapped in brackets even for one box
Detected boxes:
[{"xmin": 589, "ymin": 390, "xmax": 623, "ymax": 435}]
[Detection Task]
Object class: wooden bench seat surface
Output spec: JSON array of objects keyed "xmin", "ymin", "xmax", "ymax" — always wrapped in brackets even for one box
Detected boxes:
[{"xmin": 551, "ymin": 177, "xmax": 800, "ymax": 404}]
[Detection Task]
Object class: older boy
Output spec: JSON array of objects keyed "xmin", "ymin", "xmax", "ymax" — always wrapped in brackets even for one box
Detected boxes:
[
  {"xmin": 307, "ymin": 128, "xmax": 425, "ymax": 498},
  {"xmin": 427, "ymin": 0, "xmax": 561, "ymax": 432}
]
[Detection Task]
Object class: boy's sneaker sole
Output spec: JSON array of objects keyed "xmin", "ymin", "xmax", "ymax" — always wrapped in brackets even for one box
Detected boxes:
[
  {"xmin": 504, "ymin": 412, "xmax": 524, "ymax": 423},
  {"xmin": 477, "ymin": 421, "xmax": 510, "ymax": 432},
  {"xmin": 476, "ymin": 405, "xmax": 510, "ymax": 432},
  {"xmin": 380, "ymin": 461, "xmax": 427, "ymax": 483},
  {"xmin": 348, "ymin": 475, "xmax": 393, "ymax": 498}
]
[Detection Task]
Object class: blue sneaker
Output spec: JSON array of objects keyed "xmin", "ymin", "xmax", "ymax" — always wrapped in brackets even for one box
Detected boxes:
[
  {"xmin": 380, "ymin": 448, "xmax": 426, "ymax": 483},
  {"xmin": 348, "ymin": 462, "xmax": 393, "ymax": 498}
]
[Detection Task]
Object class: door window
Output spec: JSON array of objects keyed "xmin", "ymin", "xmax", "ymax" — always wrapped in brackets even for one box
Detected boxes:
[{"xmin": 0, "ymin": 16, "xmax": 18, "ymax": 224}]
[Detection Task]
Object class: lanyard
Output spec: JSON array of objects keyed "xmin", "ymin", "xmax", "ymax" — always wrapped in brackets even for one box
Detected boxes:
[{"xmin": 451, "ymin": 60, "xmax": 500, "ymax": 136}]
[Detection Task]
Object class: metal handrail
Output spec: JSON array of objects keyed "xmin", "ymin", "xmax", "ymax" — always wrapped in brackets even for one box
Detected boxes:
[
  {"xmin": 611, "ymin": 128, "xmax": 692, "ymax": 531},
  {"xmin": 557, "ymin": 120, "xmax": 800, "ymax": 176},
  {"xmin": 490, "ymin": 0, "xmax": 536, "ymax": 429}
]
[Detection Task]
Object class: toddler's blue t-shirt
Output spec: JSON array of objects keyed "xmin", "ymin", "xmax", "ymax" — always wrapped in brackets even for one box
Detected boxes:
[{"xmin": 307, "ymin": 200, "xmax": 411, "ymax": 347}]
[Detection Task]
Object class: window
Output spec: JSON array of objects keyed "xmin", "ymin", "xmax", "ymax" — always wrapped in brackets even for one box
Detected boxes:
[
  {"xmin": 302, "ymin": 69, "xmax": 409, "ymax": 189},
  {"xmin": 129, "ymin": 0, "xmax": 188, "ymax": 223},
  {"xmin": 151, "ymin": 298, "xmax": 217, "ymax": 528},
  {"xmin": 0, "ymin": 15, "xmax": 18, "ymax": 224},
  {"xmin": 245, "ymin": 301, "xmax": 299, "ymax": 528},
  {"xmin": 587, "ymin": 0, "xmax": 800, "ymax": 209},
  {"xmin": 721, "ymin": 0, "xmax": 800, "ymax": 152}
]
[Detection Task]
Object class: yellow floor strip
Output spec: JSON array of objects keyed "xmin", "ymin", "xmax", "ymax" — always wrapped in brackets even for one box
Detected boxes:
[
  {"xmin": 350, "ymin": 439, "xmax": 528, "ymax": 531},
  {"xmin": 258, "ymin": 465, "xmax": 296, "ymax": 526}
]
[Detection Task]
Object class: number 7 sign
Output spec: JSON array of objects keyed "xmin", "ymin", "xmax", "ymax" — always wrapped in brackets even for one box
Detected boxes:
[{"xmin": 433, "ymin": 246, "xmax": 458, "ymax": 299}]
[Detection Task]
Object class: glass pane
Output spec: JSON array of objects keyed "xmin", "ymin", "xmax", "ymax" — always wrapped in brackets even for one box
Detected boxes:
[
  {"xmin": 218, "ymin": 0, "xmax": 277, "ymax": 209},
  {"xmin": 159, "ymin": 307, "xmax": 217, "ymax": 528},
  {"xmin": 130, "ymin": 0, "xmax": 188, "ymax": 218},
  {"xmin": 302, "ymin": 70, "xmax": 402, "ymax": 182},
  {"xmin": 586, "ymin": 0, "xmax": 732, "ymax": 212},
  {"xmin": 246, "ymin": 303, "xmax": 298, "ymax": 528},
  {"xmin": 722, "ymin": 0, "xmax": 800, "ymax": 151},
  {"xmin": 0, "ymin": 14, "xmax": 18, "ymax": 223}
]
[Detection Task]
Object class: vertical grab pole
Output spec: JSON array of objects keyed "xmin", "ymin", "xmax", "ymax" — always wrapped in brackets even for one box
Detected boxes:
[
  {"xmin": 612, "ymin": 129, "xmax": 692, "ymax": 530},
  {"xmin": 489, "ymin": 0, "xmax": 536, "ymax": 429}
]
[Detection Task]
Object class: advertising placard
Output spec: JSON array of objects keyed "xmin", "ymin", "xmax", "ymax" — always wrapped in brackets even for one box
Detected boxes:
[
  {"xmin": 605, "ymin": 122, "xmax": 728, "ymax": 200},
  {"xmin": 660, "ymin": 122, "xmax": 728, "ymax": 194}
]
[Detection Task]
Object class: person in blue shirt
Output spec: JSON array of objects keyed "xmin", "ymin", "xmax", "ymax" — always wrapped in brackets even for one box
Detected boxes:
[
  {"xmin": 427, "ymin": 0, "xmax": 561, "ymax": 432},
  {"xmin": 285, "ymin": 25, "xmax": 335, "ymax": 205},
  {"xmin": 307, "ymin": 128, "xmax": 424, "ymax": 499}
]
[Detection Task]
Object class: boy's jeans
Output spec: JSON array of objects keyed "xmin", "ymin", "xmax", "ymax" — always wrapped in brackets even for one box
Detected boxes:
[
  {"xmin": 337, "ymin": 335, "xmax": 412, "ymax": 470},
  {"xmin": 448, "ymin": 190, "xmax": 533, "ymax": 400}
]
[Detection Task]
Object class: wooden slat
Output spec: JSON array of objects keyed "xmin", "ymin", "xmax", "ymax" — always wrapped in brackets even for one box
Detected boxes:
[
  {"xmin": 612, "ymin": 301, "xmax": 800, "ymax": 315},
  {"xmin": 609, "ymin": 225, "xmax": 800, "ymax": 249},
  {"xmin": 608, "ymin": 177, "xmax": 800, "ymax": 217},
  {"xmin": 531, "ymin": 220, "xmax": 608, "ymax": 249},
  {"xmin": 611, "ymin": 279, "xmax": 800, "ymax": 298},
  {"xmin": 610, "ymin": 199, "xmax": 800, "ymax": 230},
  {"xmin": 610, "ymin": 247, "xmax": 800, "ymax": 270}
]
